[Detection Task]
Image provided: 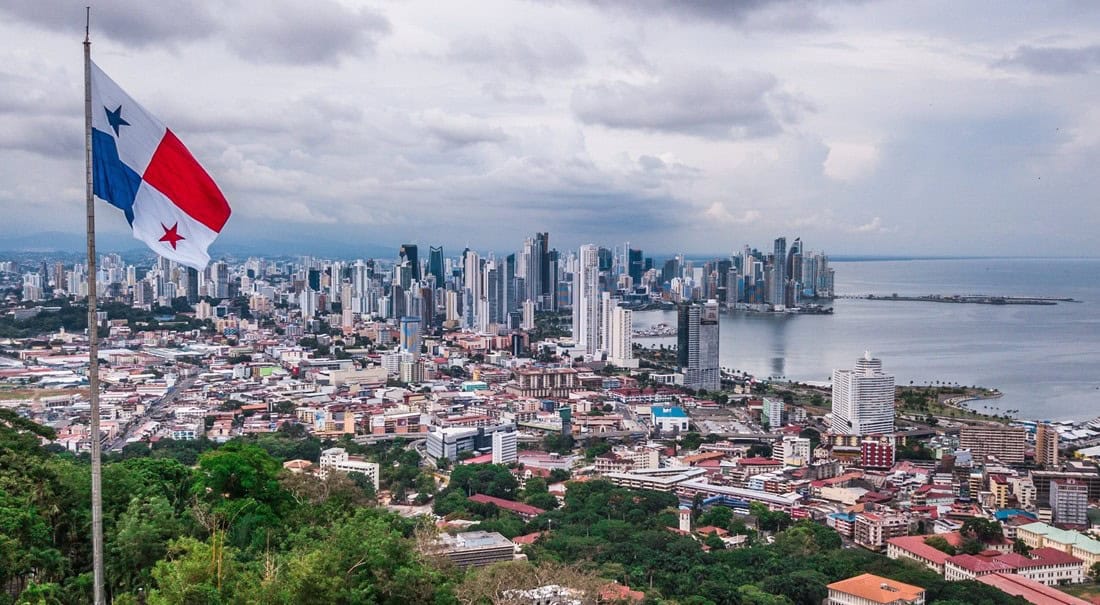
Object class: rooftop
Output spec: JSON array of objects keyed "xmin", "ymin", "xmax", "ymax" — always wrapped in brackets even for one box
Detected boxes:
[
  {"xmin": 826, "ymin": 573, "xmax": 925, "ymax": 603},
  {"xmin": 651, "ymin": 406, "xmax": 688, "ymax": 418},
  {"xmin": 976, "ymin": 573, "xmax": 1090, "ymax": 605}
]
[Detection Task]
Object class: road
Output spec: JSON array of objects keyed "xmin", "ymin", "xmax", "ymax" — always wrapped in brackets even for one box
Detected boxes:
[{"xmin": 107, "ymin": 375, "xmax": 196, "ymax": 451}]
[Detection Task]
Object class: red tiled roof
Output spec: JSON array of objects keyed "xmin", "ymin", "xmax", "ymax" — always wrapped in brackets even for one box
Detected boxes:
[
  {"xmin": 886, "ymin": 535, "xmax": 952, "ymax": 566},
  {"xmin": 468, "ymin": 494, "xmax": 546, "ymax": 517},
  {"xmin": 977, "ymin": 573, "xmax": 1090, "ymax": 605}
]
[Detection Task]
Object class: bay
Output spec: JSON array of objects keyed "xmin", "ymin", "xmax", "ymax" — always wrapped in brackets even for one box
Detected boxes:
[{"xmin": 633, "ymin": 258, "xmax": 1100, "ymax": 421}]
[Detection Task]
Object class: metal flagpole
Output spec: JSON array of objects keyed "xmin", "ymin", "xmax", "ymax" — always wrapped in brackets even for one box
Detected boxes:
[{"xmin": 83, "ymin": 7, "xmax": 107, "ymax": 605}]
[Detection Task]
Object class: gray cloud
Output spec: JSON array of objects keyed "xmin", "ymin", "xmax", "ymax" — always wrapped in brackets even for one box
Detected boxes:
[
  {"xmin": 0, "ymin": 0, "xmax": 387, "ymax": 66},
  {"xmin": 994, "ymin": 44, "xmax": 1100, "ymax": 74},
  {"xmin": 224, "ymin": 0, "xmax": 390, "ymax": 65},
  {"xmin": 0, "ymin": 0, "xmax": 219, "ymax": 47},
  {"xmin": 572, "ymin": 70, "xmax": 786, "ymax": 139},
  {"xmin": 0, "ymin": 116, "xmax": 82, "ymax": 159},
  {"xmin": 449, "ymin": 32, "xmax": 586, "ymax": 79},
  {"xmin": 418, "ymin": 110, "xmax": 508, "ymax": 147},
  {"xmin": 577, "ymin": 0, "xmax": 831, "ymax": 31}
]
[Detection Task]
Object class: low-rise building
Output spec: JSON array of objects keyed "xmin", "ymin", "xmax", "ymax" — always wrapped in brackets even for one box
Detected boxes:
[
  {"xmin": 944, "ymin": 548, "xmax": 1084, "ymax": 586},
  {"xmin": 317, "ymin": 447, "xmax": 380, "ymax": 490},
  {"xmin": 428, "ymin": 531, "xmax": 516, "ymax": 568},
  {"xmin": 826, "ymin": 573, "xmax": 925, "ymax": 605}
]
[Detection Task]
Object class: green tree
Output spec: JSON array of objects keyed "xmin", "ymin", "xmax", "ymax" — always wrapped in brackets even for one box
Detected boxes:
[{"xmin": 107, "ymin": 495, "xmax": 183, "ymax": 595}]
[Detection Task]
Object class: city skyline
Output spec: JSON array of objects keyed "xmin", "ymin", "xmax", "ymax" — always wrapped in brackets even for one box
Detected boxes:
[{"xmin": 1, "ymin": 2, "xmax": 1099, "ymax": 256}]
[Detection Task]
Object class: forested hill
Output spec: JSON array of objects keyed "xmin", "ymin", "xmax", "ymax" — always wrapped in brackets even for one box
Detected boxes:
[{"xmin": 1, "ymin": 411, "xmax": 1026, "ymax": 604}]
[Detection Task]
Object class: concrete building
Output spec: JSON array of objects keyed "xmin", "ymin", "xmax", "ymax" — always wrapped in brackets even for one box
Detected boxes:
[
  {"xmin": 826, "ymin": 573, "xmax": 925, "ymax": 605},
  {"xmin": 677, "ymin": 300, "xmax": 720, "ymax": 392},
  {"xmin": 429, "ymin": 531, "xmax": 516, "ymax": 568},
  {"xmin": 426, "ymin": 424, "xmax": 515, "ymax": 461},
  {"xmin": 830, "ymin": 353, "xmax": 895, "ymax": 436},
  {"xmin": 604, "ymin": 301, "xmax": 637, "ymax": 368},
  {"xmin": 1051, "ymin": 479, "xmax": 1089, "ymax": 527},
  {"xmin": 492, "ymin": 428, "xmax": 518, "ymax": 464},
  {"xmin": 317, "ymin": 447, "xmax": 380, "ymax": 490},
  {"xmin": 573, "ymin": 244, "xmax": 601, "ymax": 355},
  {"xmin": 944, "ymin": 548, "xmax": 1084, "ymax": 586},
  {"xmin": 959, "ymin": 425, "xmax": 1027, "ymax": 465},
  {"xmin": 854, "ymin": 513, "xmax": 909, "ymax": 551},
  {"xmin": 1036, "ymin": 424, "xmax": 1060, "ymax": 467},
  {"xmin": 1016, "ymin": 522, "xmax": 1100, "ymax": 574},
  {"xmin": 652, "ymin": 405, "xmax": 690, "ymax": 434},
  {"xmin": 762, "ymin": 398, "xmax": 784, "ymax": 429}
]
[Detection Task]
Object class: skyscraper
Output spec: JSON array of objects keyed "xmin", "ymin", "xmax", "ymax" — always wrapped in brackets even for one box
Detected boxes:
[
  {"xmin": 677, "ymin": 300, "xmax": 720, "ymax": 392},
  {"xmin": 428, "ymin": 246, "xmax": 444, "ymax": 287},
  {"xmin": 771, "ymin": 237, "xmax": 786, "ymax": 306},
  {"xmin": 399, "ymin": 244, "xmax": 421, "ymax": 282},
  {"xmin": 830, "ymin": 353, "xmax": 896, "ymax": 436},
  {"xmin": 573, "ymin": 244, "xmax": 601, "ymax": 354},
  {"xmin": 628, "ymin": 248, "xmax": 643, "ymax": 287},
  {"xmin": 536, "ymin": 232, "xmax": 551, "ymax": 308}
]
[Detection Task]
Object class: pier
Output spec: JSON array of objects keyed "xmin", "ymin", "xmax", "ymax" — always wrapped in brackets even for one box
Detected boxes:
[{"xmin": 837, "ymin": 294, "xmax": 1078, "ymax": 305}]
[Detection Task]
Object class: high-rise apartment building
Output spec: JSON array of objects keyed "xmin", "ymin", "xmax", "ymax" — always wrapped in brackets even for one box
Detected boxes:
[
  {"xmin": 959, "ymin": 425, "xmax": 1026, "ymax": 464},
  {"xmin": 604, "ymin": 299, "xmax": 636, "ymax": 368},
  {"xmin": 1036, "ymin": 424, "xmax": 1059, "ymax": 467},
  {"xmin": 1050, "ymin": 479, "xmax": 1088, "ymax": 526},
  {"xmin": 770, "ymin": 237, "xmax": 786, "ymax": 306},
  {"xmin": 677, "ymin": 300, "xmax": 720, "ymax": 392},
  {"xmin": 573, "ymin": 244, "xmax": 601, "ymax": 354},
  {"xmin": 830, "ymin": 353, "xmax": 895, "ymax": 436}
]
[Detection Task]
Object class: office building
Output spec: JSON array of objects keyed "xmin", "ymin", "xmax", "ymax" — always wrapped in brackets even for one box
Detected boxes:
[
  {"xmin": 573, "ymin": 244, "xmax": 601, "ymax": 354},
  {"xmin": 830, "ymin": 353, "xmax": 896, "ymax": 436},
  {"xmin": 1036, "ymin": 424, "xmax": 1060, "ymax": 467},
  {"xmin": 427, "ymin": 246, "xmax": 444, "ymax": 287},
  {"xmin": 399, "ymin": 244, "xmax": 420, "ymax": 282},
  {"xmin": 677, "ymin": 300, "xmax": 720, "ymax": 392},
  {"xmin": 959, "ymin": 425, "xmax": 1026, "ymax": 465},
  {"xmin": 1051, "ymin": 479, "xmax": 1088, "ymax": 527}
]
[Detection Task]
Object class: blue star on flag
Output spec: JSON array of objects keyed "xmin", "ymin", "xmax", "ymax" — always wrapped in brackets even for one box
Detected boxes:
[{"xmin": 104, "ymin": 105, "xmax": 130, "ymax": 136}]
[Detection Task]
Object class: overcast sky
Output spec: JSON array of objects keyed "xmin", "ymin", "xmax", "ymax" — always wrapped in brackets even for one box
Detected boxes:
[{"xmin": 1, "ymin": 0, "xmax": 1098, "ymax": 257}]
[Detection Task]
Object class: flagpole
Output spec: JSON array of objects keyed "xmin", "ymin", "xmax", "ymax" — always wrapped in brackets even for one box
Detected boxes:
[{"xmin": 84, "ymin": 7, "xmax": 107, "ymax": 605}]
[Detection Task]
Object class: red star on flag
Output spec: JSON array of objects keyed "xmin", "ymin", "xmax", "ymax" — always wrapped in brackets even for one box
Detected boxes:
[{"xmin": 158, "ymin": 222, "xmax": 186, "ymax": 249}]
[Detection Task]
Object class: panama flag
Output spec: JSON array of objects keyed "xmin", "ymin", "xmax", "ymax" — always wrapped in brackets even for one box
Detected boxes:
[{"xmin": 91, "ymin": 61, "xmax": 230, "ymax": 270}]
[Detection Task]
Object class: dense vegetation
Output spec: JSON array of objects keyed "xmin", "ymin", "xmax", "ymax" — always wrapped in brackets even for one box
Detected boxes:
[{"xmin": 1, "ymin": 410, "xmax": 1029, "ymax": 604}]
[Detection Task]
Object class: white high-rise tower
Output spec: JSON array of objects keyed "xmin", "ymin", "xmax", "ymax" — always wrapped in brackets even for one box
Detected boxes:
[
  {"xmin": 573, "ymin": 244, "xmax": 601, "ymax": 355},
  {"xmin": 830, "ymin": 352, "xmax": 895, "ymax": 436}
]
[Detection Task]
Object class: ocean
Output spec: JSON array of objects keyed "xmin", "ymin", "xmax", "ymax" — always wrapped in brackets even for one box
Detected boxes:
[{"xmin": 633, "ymin": 258, "xmax": 1100, "ymax": 421}]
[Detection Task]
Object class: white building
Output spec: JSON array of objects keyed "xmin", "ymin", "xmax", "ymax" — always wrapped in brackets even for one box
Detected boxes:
[
  {"xmin": 572, "ymin": 244, "xmax": 601, "ymax": 355},
  {"xmin": 762, "ymin": 398, "xmax": 785, "ymax": 429},
  {"xmin": 604, "ymin": 299, "xmax": 637, "ymax": 368},
  {"xmin": 318, "ymin": 447, "xmax": 380, "ymax": 490},
  {"xmin": 830, "ymin": 352, "xmax": 895, "ymax": 436},
  {"xmin": 492, "ymin": 429, "xmax": 518, "ymax": 464}
]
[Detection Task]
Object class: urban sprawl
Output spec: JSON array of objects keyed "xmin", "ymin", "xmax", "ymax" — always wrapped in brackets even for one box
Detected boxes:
[{"xmin": 3, "ymin": 233, "xmax": 1100, "ymax": 605}]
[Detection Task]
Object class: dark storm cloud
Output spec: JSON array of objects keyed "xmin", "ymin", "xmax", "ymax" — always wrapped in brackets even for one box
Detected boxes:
[
  {"xmin": 994, "ymin": 44, "xmax": 1100, "ymax": 75},
  {"xmin": 449, "ymin": 33, "xmax": 587, "ymax": 79},
  {"xmin": 572, "ymin": 70, "xmax": 786, "ymax": 139},
  {"xmin": 225, "ymin": 0, "xmax": 390, "ymax": 66},
  {"xmin": 0, "ymin": 0, "xmax": 219, "ymax": 47}
]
